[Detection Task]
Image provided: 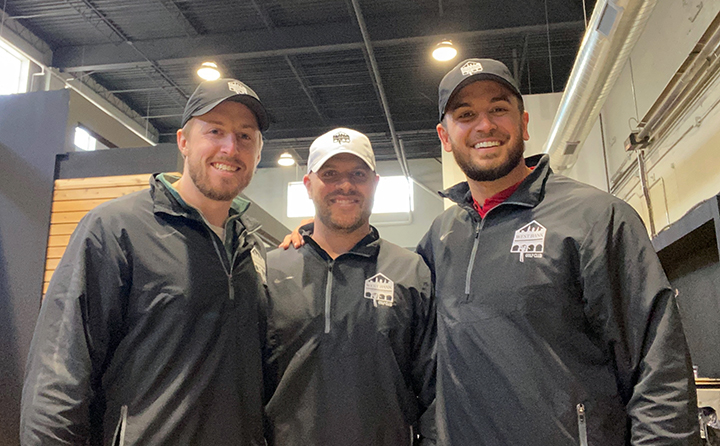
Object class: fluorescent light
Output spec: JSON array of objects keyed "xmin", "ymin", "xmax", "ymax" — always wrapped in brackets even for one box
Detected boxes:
[
  {"xmin": 278, "ymin": 152, "xmax": 295, "ymax": 166},
  {"xmin": 197, "ymin": 62, "xmax": 221, "ymax": 81},
  {"xmin": 432, "ymin": 40, "xmax": 458, "ymax": 62}
]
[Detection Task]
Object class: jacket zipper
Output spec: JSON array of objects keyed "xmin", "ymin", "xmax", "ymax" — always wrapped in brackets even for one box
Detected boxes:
[
  {"xmin": 577, "ymin": 403, "xmax": 588, "ymax": 446},
  {"xmin": 209, "ymin": 226, "xmax": 245, "ymax": 301},
  {"xmin": 112, "ymin": 404, "xmax": 128, "ymax": 446},
  {"xmin": 324, "ymin": 261, "xmax": 334, "ymax": 333},
  {"xmin": 464, "ymin": 221, "xmax": 483, "ymax": 299}
]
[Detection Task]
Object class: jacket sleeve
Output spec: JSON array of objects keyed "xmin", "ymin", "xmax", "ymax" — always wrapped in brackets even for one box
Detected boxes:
[
  {"xmin": 410, "ymin": 255, "xmax": 437, "ymax": 444},
  {"xmin": 579, "ymin": 202, "xmax": 700, "ymax": 445},
  {"xmin": 20, "ymin": 212, "xmax": 130, "ymax": 445}
]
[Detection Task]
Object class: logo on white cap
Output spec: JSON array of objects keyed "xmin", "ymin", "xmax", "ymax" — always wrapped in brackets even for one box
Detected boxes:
[
  {"xmin": 461, "ymin": 61, "xmax": 484, "ymax": 76},
  {"xmin": 228, "ymin": 81, "xmax": 247, "ymax": 95},
  {"xmin": 332, "ymin": 131, "xmax": 351, "ymax": 145}
]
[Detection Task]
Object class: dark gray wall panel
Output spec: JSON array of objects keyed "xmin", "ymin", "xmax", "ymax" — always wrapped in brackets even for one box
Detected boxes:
[{"xmin": 0, "ymin": 89, "xmax": 70, "ymax": 446}]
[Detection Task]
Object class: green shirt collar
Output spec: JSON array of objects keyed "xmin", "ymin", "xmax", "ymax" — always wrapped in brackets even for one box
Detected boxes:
[{"xmin": 157, "ymin": 173, "xmax": 251, "ymax": 216}]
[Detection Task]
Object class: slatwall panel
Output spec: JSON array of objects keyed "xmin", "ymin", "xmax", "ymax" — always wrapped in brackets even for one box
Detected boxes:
[{"xmin": 44, "ymin": 173, "xmax": 177, "ymax": 294}]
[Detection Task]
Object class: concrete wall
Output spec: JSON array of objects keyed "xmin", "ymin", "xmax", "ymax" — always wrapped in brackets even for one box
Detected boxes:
[{"xmin": 0, "ymin": 90, "xmax": 70, "ymax": 446}]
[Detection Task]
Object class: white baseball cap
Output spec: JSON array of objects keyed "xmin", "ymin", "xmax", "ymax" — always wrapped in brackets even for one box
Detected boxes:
[{"xmin": 307, "ymin": 128, "xmax": 376, "ymax": 173}]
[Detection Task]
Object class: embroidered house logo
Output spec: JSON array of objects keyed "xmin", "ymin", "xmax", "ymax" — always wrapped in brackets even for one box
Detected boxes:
[
  {"xmin": 364, "ymin": 273, "xmax": 394, "ymax": 307},
  {"xmin": 461, "ymin": 61, "xmax": 484, "ymax": 76},
  {"xmin": 228, "ymin": 81, "xmax": 247, "ymax": 95},
  {"xmin": 511, "ymin": 220, "xmax": 546, "ymax": 262},
  {"xmin": 332, "ymin": 131, "xmax": 351, "ymax": 145}
]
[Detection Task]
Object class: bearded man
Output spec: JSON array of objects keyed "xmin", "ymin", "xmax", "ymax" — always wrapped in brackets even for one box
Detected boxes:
[
  {"xmin": 21, "ymin": 79, "xmax": 270, "ymax": 446},
  {"xmin": 418, "ymin": 58, "xmax": 699, "ymax": 445},
  {"xmin": 264, "ymin": 128, "xmax": 436, "ymax": 446}
]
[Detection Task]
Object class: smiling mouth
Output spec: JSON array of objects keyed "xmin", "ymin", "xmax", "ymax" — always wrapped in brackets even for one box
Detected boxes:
[
  {"xmin": 473, "ymin": 141, "xmax": 502, "ymax": 149},
  {"xmin": 211, "ymin": 162, "xmax": 240, "ymax": 172},
  {"xmin": 329, "ymin": 196, "xmax": 360, "ymax": 205}
]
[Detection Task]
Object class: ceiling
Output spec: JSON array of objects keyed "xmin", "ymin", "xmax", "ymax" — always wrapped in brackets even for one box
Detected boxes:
[{"xmin": 3, "ymin": 0, "xmax": 595, "ymax": 168}]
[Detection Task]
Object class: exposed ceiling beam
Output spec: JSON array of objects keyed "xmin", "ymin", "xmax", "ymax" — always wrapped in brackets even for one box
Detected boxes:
[
  {"xmin": 156, "ymin": 0, "xmax": 200, "ymax": 38},
  {"xmin": 56, "ymin": 20, "xmax": 584, "ymax": 73}
]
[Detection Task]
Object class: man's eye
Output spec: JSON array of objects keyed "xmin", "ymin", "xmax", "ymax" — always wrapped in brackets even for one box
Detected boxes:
[
  {"xmin": 457, "ymin": 111, "xmax": 474, "ymax": 119},
  {"xmin": 238, "ymin": 133, "xmax": 251, "ymax": 140},
  {"xmin": 209, "ymin": 128, "xmax": 223, "ymax": 136},
  {"xmin": 321, "ymin": 171, "xmax": 336, "ymax": 178},
  {"xmin": 353, "ymin": 171, "xmax": 368, "ymax": 179}
]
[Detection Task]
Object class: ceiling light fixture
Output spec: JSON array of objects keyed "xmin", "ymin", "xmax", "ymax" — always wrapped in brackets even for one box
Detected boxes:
[
  {"xmin": 432, "ymin": 40, "xmax": 458, "ymax": 62},
  {"xmin": 197, "ymin": 62, "xmax": 221, "ymax": 81},
  {"xmin": 278, "ymin": 152, "xmax": 296, "ymax": 167}
]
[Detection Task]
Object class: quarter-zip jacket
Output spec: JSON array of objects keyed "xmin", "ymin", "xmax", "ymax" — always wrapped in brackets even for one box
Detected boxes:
[
  {"xmin": 264, "ymin": 226, "xmax": 436, "ymax": 446},
  {"xmin": 21, "ymin": 174, "xmax": 268, "ymax": 446},
  {"xmin": 417, "ymin": 154, "xmax": 699, "ymax": 446}
]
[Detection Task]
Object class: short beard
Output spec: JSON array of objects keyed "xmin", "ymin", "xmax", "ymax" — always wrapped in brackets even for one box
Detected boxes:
[
  {"xmin": 452, "ymin": 137, "xmax": 525, "ymax": 182},
  {"xmin": 315, "ymin": 194, "xmax": 372, "ymax": 234}
]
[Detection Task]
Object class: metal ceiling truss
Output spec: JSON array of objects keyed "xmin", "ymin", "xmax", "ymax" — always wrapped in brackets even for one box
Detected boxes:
[{"xmin": 55, "ymin": 20, "xmax": 585, "ymax": 73}]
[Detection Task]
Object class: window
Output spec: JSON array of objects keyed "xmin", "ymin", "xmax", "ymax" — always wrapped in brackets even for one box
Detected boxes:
[
  {"xmin": 74, "ymin": 127, "xmax": 97, "ymax": 151},
  {"xmin": 0, "ymin": 41, "xmax": 28, "ymax": 95},
  {"xmin": 74, "ymin": 126, "xmax": 114, "ymax": 151},
  {"xmin": 287, "ymin": 176, "xmax": 414, "ymax": 218}
]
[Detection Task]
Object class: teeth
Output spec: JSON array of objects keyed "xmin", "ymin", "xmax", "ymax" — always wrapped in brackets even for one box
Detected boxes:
[
  {"xmin": 213, "ymin": 163, "xmax": 238, "ymax": 172},
  {"xmin": 474, "ymin": 141, "xmax": 501, "ymax": 149}
]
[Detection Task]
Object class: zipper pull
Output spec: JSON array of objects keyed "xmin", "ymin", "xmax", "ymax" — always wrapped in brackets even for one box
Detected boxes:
[
  {"xmin": 228, "ymin": 274, "xmax": 234, "ymax": 300},
  {"xmin": 576, "ymin": 403, "xmax": 588, "ymax": 446}
]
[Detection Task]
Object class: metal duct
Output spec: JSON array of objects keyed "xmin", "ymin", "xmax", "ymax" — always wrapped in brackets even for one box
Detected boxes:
[{"xmin": 544, "ymin": 0, "xmax": 659, "ymax": 171}]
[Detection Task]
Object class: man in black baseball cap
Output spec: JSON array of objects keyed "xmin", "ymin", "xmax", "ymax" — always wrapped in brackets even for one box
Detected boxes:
[
  {"xmin": 417, "ymin": 57, "xmax": 699, "ymax": 445},
  {"xmin": 21, "ymin": 76, "xmax": 272, "ymax": 445}
]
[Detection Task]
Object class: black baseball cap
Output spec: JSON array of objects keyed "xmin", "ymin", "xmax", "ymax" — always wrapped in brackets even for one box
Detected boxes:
[
  {"xmin": 438, "ymin": 58, "xmax": 522, "ymax": 121},
  {"xmin": 181, "ymin": 78, "xmax": 269, "ymax": 131}
]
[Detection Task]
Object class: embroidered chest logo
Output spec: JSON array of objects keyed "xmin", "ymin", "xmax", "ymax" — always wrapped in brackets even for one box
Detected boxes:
[
  {"xmin": 364, "ymin": 273, "xmax": 394, "ymax": 307},
  {"xmin": 461, "ymin": 61, "xmax": 483, "ymax": 76},
  {"xmin": 511, "ymin": 220, "xmax": 546, "ymax": 262},
  {"xmin": 228, "ymin": 81, "xmax": 247, "ymax": 95},
  {"xmin": 250, "ymin": 246, "xmax": 266, "ymax": 285}
]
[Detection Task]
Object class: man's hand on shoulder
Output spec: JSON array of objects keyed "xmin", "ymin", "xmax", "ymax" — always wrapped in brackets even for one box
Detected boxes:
[{"xmin": 278, "ymin": 218, "xmax": 314, "ymax": 249}]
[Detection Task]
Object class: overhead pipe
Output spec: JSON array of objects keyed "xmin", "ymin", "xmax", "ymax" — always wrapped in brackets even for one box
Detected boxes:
[
  {"xmin": 544, "ymin": 0, "xmax": 659, "ymax": 171},
  {"xmin": 349, "ymin": 0, "xmax": 410, "ymax": 179}
]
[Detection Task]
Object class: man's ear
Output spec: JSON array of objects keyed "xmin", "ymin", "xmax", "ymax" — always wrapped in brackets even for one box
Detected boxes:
[
  {"xmin": 437, "ymin": 122, "xmax": 452, "ymax": 153},
  {"xmin": 522, "ymin": 110, "xmax": 530, "ymax": 141},
  {"xmin": 177, "ymin": 127, "xmax": 189, "ymax": 158},
  {"xmin": 303, "ymin": 174, "xmax": 312, "ymax": 197}
]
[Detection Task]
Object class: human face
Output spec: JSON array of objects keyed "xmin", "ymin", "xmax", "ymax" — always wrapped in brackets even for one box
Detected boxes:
[
  {"xmin": 304, "ymin": 153, "xmax": 379, "ymax": 234},
  {"xmin": 177, "ymin": 101, "xmax": 262, "ymax": 202},
  {"xmin": 437, "ymin": 80, "xmax": 529, "ymax": 182}
]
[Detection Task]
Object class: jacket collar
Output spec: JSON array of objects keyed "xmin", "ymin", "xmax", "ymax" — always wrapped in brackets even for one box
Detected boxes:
[
  {"xmin": 300, "ymin": 223, "xmax": 381, "ymax": 260},
  {"xmin": 150, "ymin": 173, "xmax": 256, "ymax": 231},
  {"xmin": 440, "ymin": 154, "xmax": 550, "ymax": 211}
]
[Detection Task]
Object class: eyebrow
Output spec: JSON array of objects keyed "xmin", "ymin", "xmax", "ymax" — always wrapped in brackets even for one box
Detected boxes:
[
  {"xmin": 201, "ymin": 119, "xmax": 257, "ymax": 130},
  {"xmin": 449, "ymin": 95, "xmax": 513, "ymax": 111}
]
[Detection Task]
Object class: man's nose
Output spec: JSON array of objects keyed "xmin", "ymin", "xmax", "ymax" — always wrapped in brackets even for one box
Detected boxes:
[
  {"xmin": 474, "ymin": 113, "xmax": 497, "ymax": 133},
  {"xmin": 219, "ymin": 134, "xmax": 239, "ymax": 154}
]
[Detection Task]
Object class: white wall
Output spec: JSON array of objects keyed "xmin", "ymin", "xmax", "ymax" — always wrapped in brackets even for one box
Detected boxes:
[
  {"xmin": 244, "ymin": 157, "xmax": 445, "ymax": 249},
  {"xmin": 578, "ymin": 0, "xmax": 720, "ymax": 233},
  {"xmin": 65, "ymin": 90, "xmax": 149, "ymax": 152}
]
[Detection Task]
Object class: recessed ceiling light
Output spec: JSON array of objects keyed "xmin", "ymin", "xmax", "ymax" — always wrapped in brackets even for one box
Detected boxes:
[
  {"xmin": 197, "ymin": 62, "xmax": 221, "ymax": 81},
  {"xmin": 278, "ymin": 152, "xmax": 295, "ymax": 166},
  {"xmin": 432, "ymin": 40, "xmax": 457, "ymax": 62}
]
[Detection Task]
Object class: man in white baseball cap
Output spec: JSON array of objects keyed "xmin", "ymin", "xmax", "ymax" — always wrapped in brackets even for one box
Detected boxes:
[{"xmin": 264, "ymin": 128, "xmax": 436, "ymax": 445}]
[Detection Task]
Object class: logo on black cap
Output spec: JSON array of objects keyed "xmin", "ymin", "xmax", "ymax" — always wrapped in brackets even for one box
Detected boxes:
[
  {"xmin": 461, "ymin": 61, "xmax": 484, "ymax": 76},
  {"xmin": 228, "ymin": 81, "xmax": 248, "ymax": 95},
  {"xmin": 332, "ymin": 131, "xmax": 351, "ymax": 144}
]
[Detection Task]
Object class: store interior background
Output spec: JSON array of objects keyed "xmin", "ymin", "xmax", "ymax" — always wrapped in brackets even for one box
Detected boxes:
[{"xmin": 2, "ymin": 0, "xmax": 720, "ymax": 444}]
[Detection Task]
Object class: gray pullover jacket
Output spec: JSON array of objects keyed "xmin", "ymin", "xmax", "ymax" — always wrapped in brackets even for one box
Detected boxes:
[
  {"xmin": 417, "ymin": 154, "xmax": 699, "ymax": 446},
  {"xmin": 21, "ymin": 174, "xmax": 268, "ymax": 446},
  {"xmin": 265, "ymin": 226, "xmax": 436, "ymax": 445}
]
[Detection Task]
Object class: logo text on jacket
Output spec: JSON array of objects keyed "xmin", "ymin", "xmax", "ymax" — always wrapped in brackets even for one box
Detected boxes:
[
  {"xmin": 364, "ymin": 273, "xmax": 394, "ymax": 307},
  {"xmin": 511, "ymin": 220, "xmax": 545, "ymax": 262}
]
